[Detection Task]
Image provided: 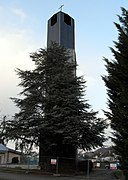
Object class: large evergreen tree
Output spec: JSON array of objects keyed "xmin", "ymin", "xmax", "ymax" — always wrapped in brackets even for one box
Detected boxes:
[
  {"xmin": 1, "ymin": 43, "xmax": 106, "ymax": 167},
  {"xmin": 102, "ymin": 8, "xmax": 128, "ymax": 178}
]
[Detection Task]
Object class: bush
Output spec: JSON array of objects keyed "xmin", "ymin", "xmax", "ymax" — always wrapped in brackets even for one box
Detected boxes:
[{"xmin": 113, "ymin": 170, "xmax": 124, "ymax": 179}]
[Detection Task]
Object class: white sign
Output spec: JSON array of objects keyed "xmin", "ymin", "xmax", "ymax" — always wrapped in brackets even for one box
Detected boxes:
[
  {"xmin": 51, "ymin": 159, "xmax": 57, "ymax": 165},
  {"xmin": 96, "ymin": 163, "xmax": 100, "ymax": 167},
  {"xmin": 110, "ymin": 163, "xmax": 117, "ymax": 170}
]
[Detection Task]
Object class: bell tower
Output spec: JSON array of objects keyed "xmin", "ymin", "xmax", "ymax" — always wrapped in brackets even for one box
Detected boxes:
[{"xmin": 47, "ymin": 11, "xmax": 76, "ymax": 68}]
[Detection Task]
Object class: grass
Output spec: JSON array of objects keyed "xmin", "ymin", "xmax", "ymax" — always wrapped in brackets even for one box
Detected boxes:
[{"xmin": 113, "ymin": 169, "xmax": 124, "ymax": 179}]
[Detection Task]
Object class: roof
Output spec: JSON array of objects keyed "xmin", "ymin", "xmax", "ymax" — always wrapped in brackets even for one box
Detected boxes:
[
  {"xmin": 0, "ymin": 144, "xmax": 21, "ymax": 155},
  {"xmin": 0, "ymin": 144, "xmax": 8, "ymax": 151},
  {"xmin": 92, "ymin": 147, "xmax": 113, "ymax": 158}
]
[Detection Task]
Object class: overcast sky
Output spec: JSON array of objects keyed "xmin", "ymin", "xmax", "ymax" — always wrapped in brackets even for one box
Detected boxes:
[{"xmin": 0, "ymin": 0, "xmax": 128, "ymax": 148}]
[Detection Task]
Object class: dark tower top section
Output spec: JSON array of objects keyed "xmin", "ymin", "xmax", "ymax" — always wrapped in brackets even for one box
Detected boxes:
[{"xmin": 47, "ymin": 11, "xmax": 75, "ymax": 49}]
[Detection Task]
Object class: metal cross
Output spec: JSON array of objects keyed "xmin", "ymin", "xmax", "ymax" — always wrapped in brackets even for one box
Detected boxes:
[{"xmin": 58, "ymin": 4, "xmax": 64, "ymax": 11}]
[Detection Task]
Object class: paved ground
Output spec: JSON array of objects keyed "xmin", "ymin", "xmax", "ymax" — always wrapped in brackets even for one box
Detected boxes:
[
  {"xmin": 86, "ymin": 168, "xmax": 120, "ymax": 179},
  {"xmin": 0, "ymin": 169, "xmax": 123, "ymax": 180}
]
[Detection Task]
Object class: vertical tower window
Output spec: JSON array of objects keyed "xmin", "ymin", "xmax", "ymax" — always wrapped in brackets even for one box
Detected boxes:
[
  {"xmin": 51, "ymin": 14, "xmax": 57, "ymax": 26},
  {"xmin": 64, "ymin": 14, "xmax": 71, "ymax": 26}
]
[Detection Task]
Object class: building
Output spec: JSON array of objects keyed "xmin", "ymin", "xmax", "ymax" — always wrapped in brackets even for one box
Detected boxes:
[
  {"xmin": 47, "ymin": 10, "xmax": 76, "ymax": 71},
  {"xmin": 0, "ymin": 144, "xmax": 21, "ymax": 164}
]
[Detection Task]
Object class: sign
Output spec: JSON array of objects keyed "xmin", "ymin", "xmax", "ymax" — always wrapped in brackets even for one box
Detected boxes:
[
  {"xmin": 110, "ymin": 163, "xmax": 117, "ymax": 170},
  {"xmin": 51, "ymin": 159, "xmax": 57, "ymax": 165},
  {"xmin": 96, "ymin": 163, "xmax": 100, "ymax": 168}
]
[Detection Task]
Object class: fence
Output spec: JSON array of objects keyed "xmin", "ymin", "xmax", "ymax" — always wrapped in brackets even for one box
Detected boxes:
[{"xmin": 0, "ymin": 155, "xmax": 93, "ymax": 175}]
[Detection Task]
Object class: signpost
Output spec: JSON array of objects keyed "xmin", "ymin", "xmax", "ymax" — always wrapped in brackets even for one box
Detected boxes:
[{"xmin": 51, "ymin": 158, "xmax": 59, "ymax": 175}]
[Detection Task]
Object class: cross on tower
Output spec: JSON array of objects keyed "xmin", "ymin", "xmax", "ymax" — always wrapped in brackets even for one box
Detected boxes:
[{"xmin": 58, "ymin": 4, "xmax": 64, "ymax": 11}]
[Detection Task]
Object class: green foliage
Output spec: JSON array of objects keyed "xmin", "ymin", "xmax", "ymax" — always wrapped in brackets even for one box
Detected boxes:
[
  {"xmin": 102, "ymin": 7, "xmax": 128, "ymax": 176},
  {"xmin": 113, "ymin": 170, "xmax": 124, "ymax": 179},
  {"xmin": 0, "ymin": 43, "xmax": 106, "ymax": 155},
  {"xmin": 0, "ymin": 116, "xmax": 9, "ymax": 144}
]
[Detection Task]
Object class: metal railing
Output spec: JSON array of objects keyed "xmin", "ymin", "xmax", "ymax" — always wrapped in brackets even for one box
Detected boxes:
[{"xmin": 0, "ymin": 155, "xmax": 93, "ymax": 175}]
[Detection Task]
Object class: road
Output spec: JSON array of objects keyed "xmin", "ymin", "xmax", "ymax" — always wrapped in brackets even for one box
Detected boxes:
[{"xmin": 0, "ymin": 169, "xmax": 121, "ymax": 180}]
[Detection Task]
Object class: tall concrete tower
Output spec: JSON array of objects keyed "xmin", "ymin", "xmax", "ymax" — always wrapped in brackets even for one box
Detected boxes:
[{"xmin": 47, "ymin": 11, "xmax": 76, "ymax": 67}]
